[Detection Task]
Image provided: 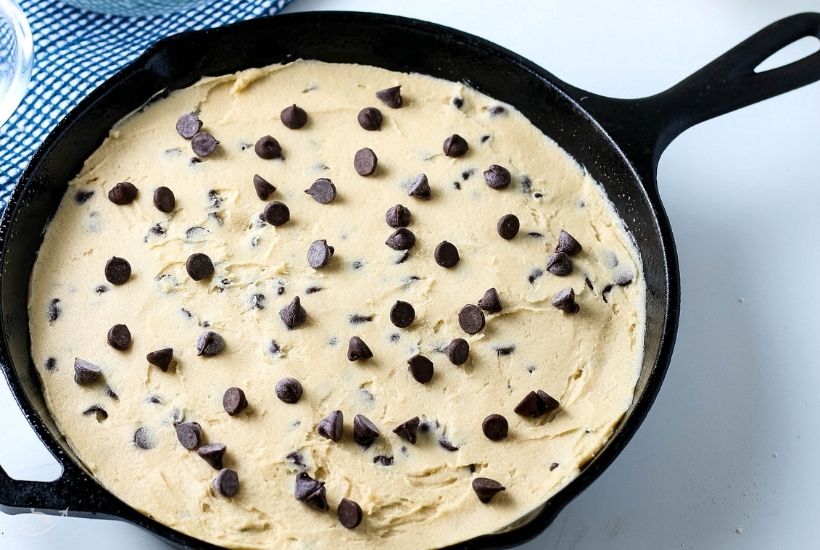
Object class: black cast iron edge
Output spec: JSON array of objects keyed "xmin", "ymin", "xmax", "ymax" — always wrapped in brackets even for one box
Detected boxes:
[{"xmin": 0, "ymin": 10, "xmax": 817, "ymax": 550}]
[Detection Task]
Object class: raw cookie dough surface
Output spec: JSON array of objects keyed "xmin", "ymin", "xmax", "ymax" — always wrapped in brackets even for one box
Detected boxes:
[{"xmin": 28, "ymin": 60, "xmax": 645, "ymax": 549}]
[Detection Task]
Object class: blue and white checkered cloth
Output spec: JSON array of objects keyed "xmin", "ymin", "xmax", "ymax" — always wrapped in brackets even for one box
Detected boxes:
[{"xmin": 0, "ymin": 0, "xmax": 294, "ymax": 207}]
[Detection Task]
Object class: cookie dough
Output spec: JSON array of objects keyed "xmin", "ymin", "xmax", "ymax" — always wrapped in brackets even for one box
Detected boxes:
[{"xmin": 28, "ymin": 60, "xmax": 645, "ymax": 549}]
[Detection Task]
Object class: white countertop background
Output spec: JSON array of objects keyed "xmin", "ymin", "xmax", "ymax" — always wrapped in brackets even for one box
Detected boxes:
[{"xmin": 1, "ymin": 0, "xmax": 818, "ymax": 548}]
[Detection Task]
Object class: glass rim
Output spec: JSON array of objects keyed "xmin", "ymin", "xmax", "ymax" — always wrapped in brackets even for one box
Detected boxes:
[{"xmin": 0, "ymin": 0, "xmax": 34, "ymax": 128}]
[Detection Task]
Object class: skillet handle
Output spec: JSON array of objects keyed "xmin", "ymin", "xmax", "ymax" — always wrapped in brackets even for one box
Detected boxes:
[
  {"xmin": 573, "ymin": 12, "xmax": 820, "ymax": 179},
  {"xmin": 0, "ymin": 461, "xmax": 111, "ymax": 516}
]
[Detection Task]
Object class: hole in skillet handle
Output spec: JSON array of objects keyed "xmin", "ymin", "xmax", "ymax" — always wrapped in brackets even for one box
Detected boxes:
[{"xmin": 755, "ymin": 34, "xmax": 820, "ymax": 73}]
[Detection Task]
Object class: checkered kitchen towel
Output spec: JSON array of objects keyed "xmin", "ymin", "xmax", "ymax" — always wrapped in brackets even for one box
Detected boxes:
[{"xmin": 0, "ymin": 0, "xmax": 294, "ymax": 207}]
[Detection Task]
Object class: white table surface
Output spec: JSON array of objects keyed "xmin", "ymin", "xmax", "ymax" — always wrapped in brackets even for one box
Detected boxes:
[{"xmin": 2, "ymin": 0, "xmax": 818, "ymax": 548}]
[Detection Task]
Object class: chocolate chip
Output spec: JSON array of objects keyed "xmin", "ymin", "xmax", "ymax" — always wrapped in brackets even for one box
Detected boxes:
[
  {"xmin": 407, "ymin": 174, "xmax": 431, "ymax": 199},
  {"xmin": 385, "ymin": 227, "xmax": 416, "ymax": 251},
  {"xmin": 389, "ymin": 300, "xmax": 415, "ymax": 328},
  {"xmin": 212, "ymin": 468, "xmax": 239, "ymax": 497},
  {"xmin": 376, "ymin": 85, "xmax": 402, "ymax": 108},
  {"xmin": 472, "ymin": 478, "xmax": 505, "ymax": 503},
  {"xmin": 546, "ymin": 252, "xmax": 573, "ymax": 276},
  {"xmin": 73, "ymin": 358, "xmax": 101, "ymax": 385},
  {"xmin": 280, "ymin": 296, "xmax": 307, "ymax": 329},
  {"xmin": 354, "ymin": 147, "xmax": 378, "ymax": 176},
  {"xmin": 254, "ymin": 135, "xmax": 281, "ymax": 159},
  {"xmin": 280, "ymin": 104, "xmax": 308, "ymax": 129},
  {"xmin": 186, "ymin": 253, "xmax": 214, "ymax": 281},
  {"xmin": 349, "ymin": 313, "xmax": 373, "ymax": 325},
  {"xmin": 357, "ymin": 107, "xmax": 383, "ymax": 130},
  {"xmin": 106, "ymin": 324, "xmax": 131, "ymax": 350},
  {"xmin": 134, "ymin": 427, "xmax": 153, "ymax": 449},
  {"xmin": 146, "ymin": 348, "xmax": 173, "ymax": 371},
  {"xmin": 556, "ymin": 230, "xmax": 582, "ymax": 256},
  {"xmin": 497, "ymin": 214, "xmax": 520, "ymax": 239},
  {"xmin": 453, "ymin": 97, "xmax": 464, "ymax": 109},
  {"xmin": 196, "ymin": 331, "xmax": 225, "ymax": 356},
  {"xmin": 75, "ymin": 190, "xmax": 94, "ymax": 204},
  {"xmin": 385, "ymin": 204, "xmax": 411, "ymax": 228},
  {"xmin": 434, "ymin": 241, "xmax": 459, "ymax": 268},
  {"xmin": 458, "ymin": 304, "xmax": 485, "ymax": 334},
  {"xmin": 47, "ymin": 298, "xmax": 61, "ymax": 323},
  {"xmin": 198, "ymin": 442, "xmax": 226, "ymax": 469},
  {"xmin": 107, "ymin": 181, "xmax": 138, "ymax": 205},
  {"xmin": 191, "ymin": 132, "xmax": 219, "ymax": 157},
  {"xmin": 443, "ymin": 134, "xmax": 469, "ymax": 157},
  {"xmin": 347, "ymin": 336, "xmax": 373, "ymax": 361},
  {"xmin": 105, "ymin": 385, "xmax": 119, "ymax": 400},
  {"xmin": 482, "ymin": 414, "xmax": 509, "ymax": 441},
  {"xmin": 353, "ymin": 414, "xmax": 380, "ymax": 447},
  {"xmin": 104, "ymin": 256, "xmax": 131, "ymax": 285},
  {"xmin": 338, "ymin": 498, "xmax": 363, "ymax": 529},
  {"xmin": 439, "ymin": 438, "xmax": 459, "ymax": 452},
  {"xmin": 552, "ymin": 288, "xmax": 580, "ymax": 313},
  {"xmin": 45, "ymin": 357, "xmax": 56, "ymax": 371},
  {"xmin": 253, "ymin": 174, "xmax": 276, "ymax": 200},
  {"xmin": 537, "ymin": 390, "xmax": 560, "ymax": 412},
  {"xmin": 446, "ymin": 338, "xmax": 470, "ymax": 365},
  {"xmin": 528, "ymin": 268, "xmax": 544, "ymax": 284},
  {"xmin": 304, "ymin": 178, "xmax": 336, "ymax": 204},
  {"xmin": 494, "ymin": 345, "xmax": 515, "ymax": 356},
  {"xmin": 550, "ymin": 462, "xmax": 560, "ymax": 471},
  {"xmin": 176, "ymin": 113, "xmax": 202, "ymax": 139},
  {"xmin": 175, "ymin": 421, "xmax": 203, "ymax": 450},
  {"xmin": 514, "ymin": 390, "xmax": 560, "ymax": 417},
  {"xmin": 152, "ymin": 186, "xmax": 176, "ymax": 214},
  {"xmin": 307, "ymin": 240, "xmax": 334, "ymax": 269},
  {"xmin": 294, "ymin": 472, "xmax": 328, "ymax": 510},
  {"xmin": 477, "ymin": 288, "xmax": 502, "ymax": 314},
  {"xmin": 408, "ymin": 354, "xmax": 434, "ymax": 383},
  {"xmin": 276, "ymin": 377, "xmax": 303, "ymax": 404},
  {"xmin": 483, "ymin": 165, "xmax": 511, "ymax": 189},
  {"xmin": 82, "ymin": 405, "xmax": 108, "ymax": 421},
  {"xmin": 393, "ymin": 416, "xmax": 420, "ymax": 444},
  {"xmin": 489, "ymin": 105, "xmax": 506, "ymax": 116},
  {"xmin": 223, "ymin": 387, "xmax": 248, "ymax": 416},
  {"xmin": 263, "ymin": 201, "xmax": 290, "ymax": 226},
  {"xmin": 315, "ymin": 410, "xmax": 343, "ymax": 442},
  {"xmin": 374, "ymin": 455, "xmax": 394, "ymax": 466},
  {"xmin": 95, "ymin": 285, "xmax": 108, "ymax": 294}
]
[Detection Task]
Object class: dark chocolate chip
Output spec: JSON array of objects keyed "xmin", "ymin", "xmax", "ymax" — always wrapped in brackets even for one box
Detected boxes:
[
  {"xmin": 105, "ymin": 385, "xmax": 119, "ymax": 400},
  {"xmin": 294, "ymin": 472, "xmax": 328, "ymax": 510},
  {"xmin": 175, "ymin": 421, "xmax": 203, "ymax": 450},
  {"xmin": 389, "ymin": 300, "xmax": 415, "ymax": 328},
  {"xmin": 434, "ymin": 241, "xmax": 459, "ymax": 268},
  {"xmin": 407, "ymin": 354, "xmax": 434, "ymax": 384},
  {"xmin": 349, "ymin": 313, "xmax": 373, "ymax": 325},
  {"xmin": 254, "ymin": 135, "xmax": 281, "ymax": 159},
  {"xmin": 514, "ymin": 390, "xmax": 560, "ymax": 417},
  {"xmin": 305, "ymin": 178, "xmax": 336, "ymax": 204},
  {"xmin": 347, "ymin": 336, "xmax": 373, "ymax": 361},
  {"xmin": 74, "ymin": 189, "xmax": 94, "ymax": 204},
  {"xmin": 186, "ymin": 253, "xmax": 214, "ymax": 281},
  {"xmin": 45, "ymin": 357, "xmax": 57, "ymax": 371},
  {"xmin": 353, "ymin": 414, "xmax": 380, "ymax": 447},
  {"xmin": 385, "ymin": 204, "xmax": 411, "ymax": 228},
  {"xmin": 146, "ymin": 348, "xmax": 173, "ymax": 371},
  {"xmin": 385, "ymin": 227, "xmax": 416, "ymax": 250},
  {"xmin": 153, "ymin": 186, "xmax": 175, "ymax": 213},
  {"xmin": 374, "ymin": 455, "xmax": 394, "ymax": 466},
  {"xmin": 307, "ymin": 239, "xmax": 334, "ymax": 269},
  {"xmin": 481, "ymin": 135, "xmax": 491, "ymax": 143},
  {"xmin": 317, "ymin": 410, "xmax": 343, "ymax": 441},
  {"xmin": 47, "ymin": 298, "xmax": 61, "ymax": 323},
  {"xmin": 104, "ymin": 256, "xmax": 131, "ymax": 285},
  {"xmin": 546, "ymin": 252, "xmax": 573, "ymax": 276},
  {"xmin": 537, "ymin": 390, "xmax": 560, "ymax": 413},
  {"xmin": 276, "ymin": 377, "xmax": 303, "ymax": 404},
  {"xmin": 196, "ymin": 331, "xmax": 225, "ymax": 356},
  {"xmin": 357, "ymin": 107, "xmax": 383, "ymax": 130},
  {"xmin": 552, "ymin": 288, "xmax": 580, "ymax": 313},
  {"xmin": 83, "ymin": 405, "xmax": 108, "ymax": 421},
  {"xmin": 439, "ymin": 438, "xmax": 459, "ymax": 451},
  {"xmin": 443, "ymin": 134, "xmax": 469, "ymax": 157},
  {"xmin": 458, "ymin": 304, "xmax": 485, "ymax": 334},
  {"xmin": 550, "ymin": 462, "xmax": 560, "ymax": 471},
  {"xmin": 494, "ymin": 345, "xmax": 515, "ymax": 356},
  {"xmin": 253, "ymin": 174, "xmax": 276, "ymax": 200},
  {"xmin": 280, "ymin": 104, "xmax": 308, "ymax": 129},
  {"xmin": 250, "ymin": 293, "xmax": 266, "ymax": 309},
  {"xmin": 176, "ymin": 113, "xmax": 202, "ymax": 139},
  {"xmin": 446, "ymin": 338, "xmax": 470, "ymax": 366},
  {"xmin": 134, "ymin": 427, "xmax": 153, "ymax": 449},
  {"xmin": 73, "ymin": 358, "xmax": 101, "ymax": 385},
  {"xmin": 497, "ymin": 214, "xmax": 520, "ymax": 240},
  {"xmin": 198, "ymin": 442, "xmax": 226, "ymax": 469},
  {"xmin": 393, "ymin": 416, "xmax": 420, "ymax": 444},
  {"xmin": 489, "ymin": 105, "xmax": 506, "ymax": 116},
  {"xmin": 191, "ymin": 132, "xmax": 219, "ymax": 157},
  {"xmin": 354, "ymin": 147, "xmax": 378, "ymax": 176},
  {"xmin": 260, "ymin": 201, "xmax": 289, "ymax": 228},
  {"xmin": 482, "ymin": 414, "xmax": 509, "ymax": 441},
  {"xmin": 472, "ymin": 478, "xmax": 505, "ymax": 503},
  {"xmin": 483, "ymin": 165, "xmax": 511, "ymax": 189},
  {"xmin": 108, "ymin": 182, "xmax": 138, "ymax": 205},
  {"xmin": 376, "ymin": 85, "xmax": 402, "ymax": 108},
  {"xmin": 95, "ymin": 285, "xmax": 109, "ymax": 294},
  {"xmin": 556, "ymin": 230, "xmax": 582, "ymax": 256},
  {"xmin": 478, "ymin": 288, "xmax": 502, "ymax": 313},
  {"xmin": 407, "ymin": 174, "xmax": 431, "ymax": 199},
  {"xmin": 304, "ymin": 287, "xmax": 322, "ymax": 295},
  {"xmin": 338, "ymin": 498, "xmax": 363, "ymax": 529},
  {"xmin": 106, "ymin": 324, "xmax": 131, "ymax": 350},
  {"xmin": 223, "ymin": 387, "xmax": 248, "ymax": 416},
  {"xmin": 287, "ymin": 451, "xmax": 305, "ymax": 469},
  {"xmin": 453, "ymin": 97, "xmax": 464, "ymax": 109},
  {"xmin": 528, "ymin": 268, "xmax": 544, "ymax": 284},
  {"xmin": 280, "ymin": 296, "xmax": 307, "ymax": 329},
  {"xmin": 212, "ymin": 468, "xmax": 239, "ymax": 497}
]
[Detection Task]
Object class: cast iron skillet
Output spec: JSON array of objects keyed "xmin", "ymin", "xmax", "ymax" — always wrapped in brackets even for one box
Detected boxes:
[{"xmin": 0, "ymin": 11, "xmax": 819, "ymax": 549}]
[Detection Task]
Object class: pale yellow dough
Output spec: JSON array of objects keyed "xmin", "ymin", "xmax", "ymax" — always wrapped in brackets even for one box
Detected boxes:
[{"xmin": 28, "ymin": 60, "xmax": 645, "ymax": 549}]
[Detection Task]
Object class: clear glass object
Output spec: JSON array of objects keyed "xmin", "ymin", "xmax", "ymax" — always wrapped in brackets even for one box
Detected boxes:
[
  {"xmin": 0, "ymin": 0, "xmax": 33, "ymax": 128},
  {"xmin": 59, "ymin": 0, "xmax": 209, "ymax": 16}
]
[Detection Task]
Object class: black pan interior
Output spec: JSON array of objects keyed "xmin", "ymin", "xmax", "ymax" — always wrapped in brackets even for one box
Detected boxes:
[{"xmin": 0, "ymin": 11, "xmax": 673, "ymax": 548}]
